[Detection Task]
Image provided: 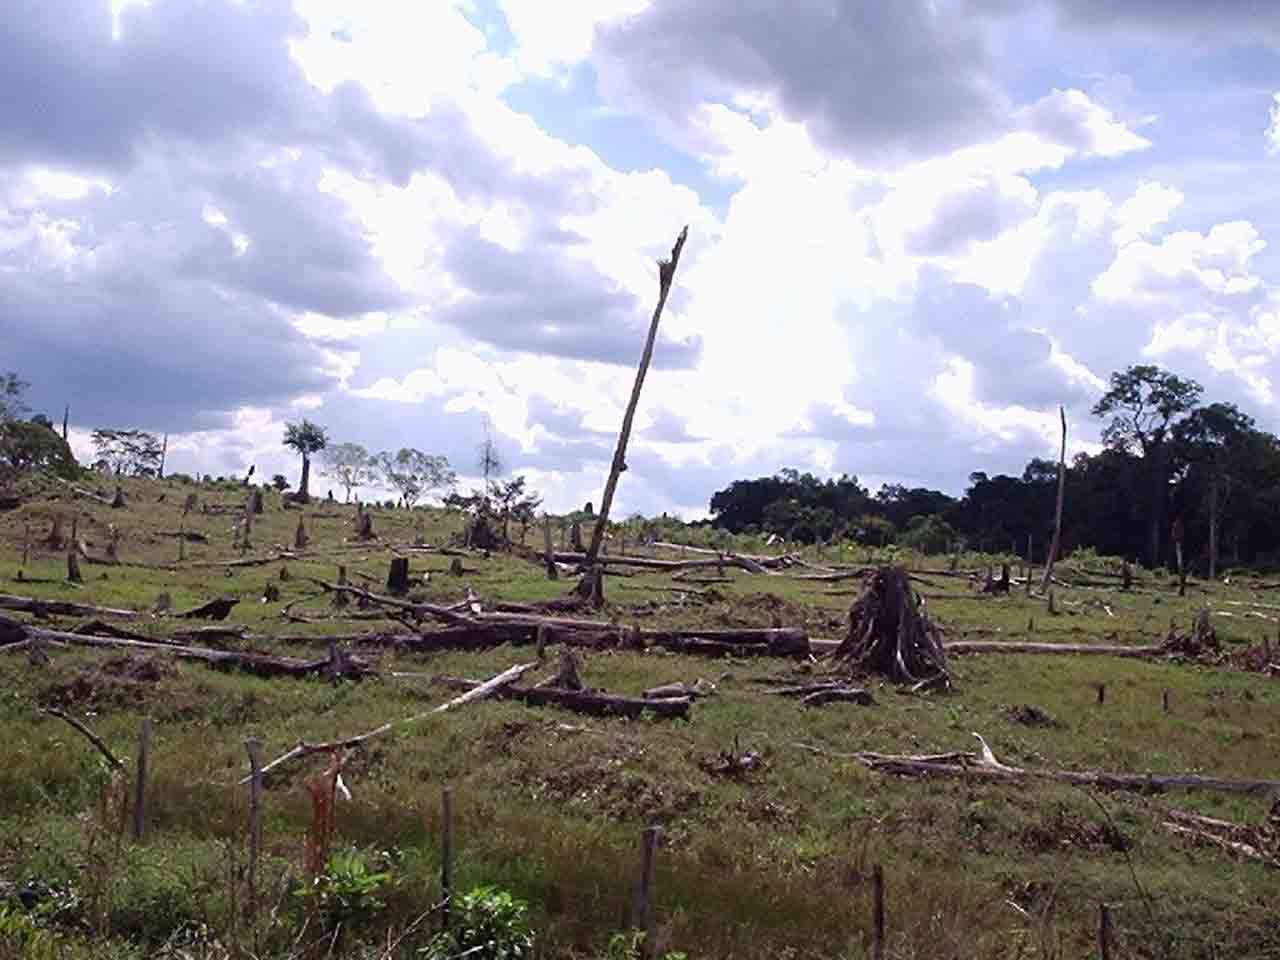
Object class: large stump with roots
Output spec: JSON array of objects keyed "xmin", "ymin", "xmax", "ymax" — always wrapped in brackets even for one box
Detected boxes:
[{"xmin": 832, "ymin": 566, "xmax": 950, "ymax": 688}]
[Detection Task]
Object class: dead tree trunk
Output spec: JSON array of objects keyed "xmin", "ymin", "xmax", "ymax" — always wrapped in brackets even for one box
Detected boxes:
[
  {"xmin": 1208, "ymin": 471, "xmax": 1219, "ymax": 581},
  {"xmin": 158, "ymin": 432, "xmax": 167, "ymax": 479},
  {"xmin": 584, "ymin": 227, "xmax": 688, "ymax": 565},
  {"xmin": 831, "ymin": 567, "xmax": 949, "ymax": 688},
  {"xmin": 111, "ymin": 485, "xmax": 127, "ymax": 509},
  {"xmin": 386, "ymin": 557, "xmax": 411, "ymax": 594},
  {"xmin": 1040, "ymin": 405, "xmax": 1066, "ymax": 592}
]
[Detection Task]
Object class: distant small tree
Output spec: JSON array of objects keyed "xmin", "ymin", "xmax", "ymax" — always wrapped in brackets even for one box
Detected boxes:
[
  {"xmin": 320, "ymin": 442, "xmax": 376, "ymax": 502},
  {"xmin": 283, "ymin": 420, "xmax": 328, "ymax": 501},
  {"xmin": 270, "ymin": 474, "xmax": 291, "ymax": 492},
  {"xmin": 374, "ymin": 448, "xmax": 455, "ymax": 509},
  {"xmin": 91, "ymin": 428, "xmax": 163, "ymax": 477},
  {"xmin": 490, "ymin": 476, "xmax": 543, "ymax": 543},
  {"xmin": 477, "ymin": 420, "xmax": 503, "ymax": 484}
]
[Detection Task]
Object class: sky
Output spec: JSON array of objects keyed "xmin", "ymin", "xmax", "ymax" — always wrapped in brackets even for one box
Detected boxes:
[{"xmin": 3, "ymin": 0, "xmax": 1280, "ymax": 517}]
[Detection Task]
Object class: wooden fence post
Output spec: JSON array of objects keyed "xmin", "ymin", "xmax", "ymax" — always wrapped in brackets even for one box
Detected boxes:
[
  {"xmin": 440, "ymin": 785, "xmax": 455, "ymax": 931},
  {"xmin": 22, "ymin": 520, "xmax": 30, "ymax": 566},
  {"xmin": 245, "ymin": 738, "xmax": 264, "ymax": 929},
  {"xmin": 133, "ymin": 718, "xmax": 153, "ymax": 841},
  {"xmin": 633, "ymin": 825, "xmax": 661, "ymax": 959},
  {"xmin": 871, "ymin": 864, "xmax": 885, "ymax": 960},
  {"xmin": 1098, "ymin": 902, "xmax": 1111, "ymax": 960},
  {"xmin": 1162, "ymin": 689, "xmax": 1170, "ymax": 713}
]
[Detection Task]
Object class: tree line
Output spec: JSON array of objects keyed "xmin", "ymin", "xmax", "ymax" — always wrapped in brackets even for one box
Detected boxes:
[{"xmin": 707, "ymin": 365, "xmax": 1280, "ymax": 574}]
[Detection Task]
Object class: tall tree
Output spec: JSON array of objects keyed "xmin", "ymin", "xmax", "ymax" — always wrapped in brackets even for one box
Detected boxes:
[
  {"xmin": 0, "ymin": 372, "xmax": 28, "ymax": 423},
  {"xmin": 320, "ymin": 442, "xmax": 376, "ymax": 502},
  {"xmin": 1173, "ymin": 402, "xmax": 1255, "ymax": 579},
  {"xmin": 1092, "ymin": 365, "xmax": 1202, "ymax": 568},
  {"xmin": 283, "ymin": 420, "xmax": 328, "ymax": 502},
  {"xmin": 374, "ymin": 448, "xmax": 455, "ymax": 509},
  {"xmin": 90, "ymin": 428, "xmax": 164, "ymax": 476}
]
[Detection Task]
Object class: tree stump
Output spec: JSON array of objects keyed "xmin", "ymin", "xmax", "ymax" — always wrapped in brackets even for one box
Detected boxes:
[
  {"xmin": 386, "ymin": 557, "xmax": 411, "ymax": 594},
  {"xmin": 111, "ymin": 485, "xmax": 126, "ymax": 509},
  {"xmin": 414, "ymin": 516, "xmax": 426, "ymax": 547},
  {"xmin": 183, "ymin": 493, "xmax": 199, "ymax": 514},
  {"xmin": 44, "ymin": 514, "xmax": 65, "ymax": 550},
  {"xmin": 250, "ymin": 489, "xmax": 264, "ymax": 515},
  {"xmin": 1122, "ymin": 560, "xmax": 1132, "ymax": 591},
  {"xmin": 573, "ymin": 565, "xmax": 605, "ymax": 609},
  {"xmin": 831, "ymin": 566, "xmax": 949, "ymax": 688},
  {"xmin": 333, "ymin": 566, "xmax": 350, "ymax": 607},
  {"xmin": 294, "ymin": 516, "xmax": 308, "ymax": 550},
  {"xmin": 356, "ymin": 511, "xmax": 374, "ymax": 541},
  {"xmin": 448, "ymin": 556, "xmax": 464, "ymax": 577},
  {"xmin": 67, "ymin": 549, "xmax": 82, "ymax": 584},
  {"xmin": 570, "ymin": 520, "xmax": 585, "ymax": 553},
  {"xmin": 983, "ymin": 563, "xmax": 1010, "ymax": 594}
]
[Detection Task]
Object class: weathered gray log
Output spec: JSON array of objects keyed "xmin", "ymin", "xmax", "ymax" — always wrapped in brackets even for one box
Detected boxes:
[
  {"xmin": 0, "ymin": 593, "xmax": 140, "ymax": 620},
  {"xmin": 946, "ymin": 640, "xmax": 1166, "ymax": 658},
  {"xmin": 800, "ymin": 687, "xmax": 874, "ymax": 707},
  {"xmin": 432, "ymin": 676, "xmax": 690, "ymax": 719},
  {"xmin": 0, "ymin": 616, "xmax": 373, "ymax": 679}
]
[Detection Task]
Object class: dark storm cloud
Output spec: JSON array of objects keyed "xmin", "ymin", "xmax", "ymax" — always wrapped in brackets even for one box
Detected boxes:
[
  {"xmin": 437, "ymin": 230, "xmax": 702, "ymax": 368},
  {"xmin": 1, "ymin": 262, "xmax": 339, "ymax": 433},
  {"xmin": 0, "ymin": 0, "xmax": 308, "ymax": 172},
  {"xmin": 594, "ymin": 0, "xmax": 1011, "ymax": 165}
]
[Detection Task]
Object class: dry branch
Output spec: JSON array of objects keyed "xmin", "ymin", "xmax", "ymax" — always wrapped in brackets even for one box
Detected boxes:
[
  {"xmin": 245, "ymin": 661, "xmax": 538, "ymax": 781},
  {"xmin": 41, "ymin": 706, "xmax": 125, "ymax": 770},
  {"xmin": 803, "ymin": 733, "xmax": 1280, "ymax": 797}
]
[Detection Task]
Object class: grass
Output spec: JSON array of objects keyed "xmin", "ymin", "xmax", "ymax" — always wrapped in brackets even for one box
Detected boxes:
[{"xmin": 0, "ymin": 473, "xmax": 1278, "ymax": 957}]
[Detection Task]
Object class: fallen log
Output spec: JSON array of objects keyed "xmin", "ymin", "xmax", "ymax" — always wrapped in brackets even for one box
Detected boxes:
[
  {"xmin": 547, "ymin": 550, "xmax": 769, "ymax": 574},
  {"xmin": 245, "ymin": 661, "xmax": 537, "ymax": 781},
  {"xmin": 0, "ymin": 593, "xmax": 141, "ymax": 620},
  {"xmin": 798, "ymin": 734, "xmax": 1280, "ymax": 797},
  {"xmin": 51, "ymin": 476, "xmax": 114, "ymax": 506},
  {"xmin": 1161, "ymin": 809, "xmax": 1279, "ymax": 868},
  {"xmin": 307, "ymin": 580, "xmax": 471, "ymax": 626},
  {"xmin": 431, "ymin": 676, "xmax": 690, "ymax": 719},
  {"xmin": 800, "ymin": 687, "xmax": 874, "ymax": 707},
  {"xmin": 945, "ymin": 641, "xmax": 1167, "ymax": 658},
  {"xmin": 0, "ymin": 616, "xmax": 372, "ymax": 680}
]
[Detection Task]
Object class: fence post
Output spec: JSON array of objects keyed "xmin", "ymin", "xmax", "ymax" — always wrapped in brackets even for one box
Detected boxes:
[
  {"xmin": 245, "ymin": 738, "xmax": 264, "ymax": 930},
  {"xmin": 633, "ymin": 825, "xmax": 661, "ymax": 958},
  {"xmin": 133, "ymin": 718, "xmax": 153, "ymax": 841},
  {"xmin": 871, "ymin": 864, "xmax": 885, "ymax": 960},
  {"xmin": 441, "ymin": 785, "xmax": 455, "ymax": 931},
  {"xmin": 1098, "ymin": 902, "xmax": 1112, "ymax": 960}
]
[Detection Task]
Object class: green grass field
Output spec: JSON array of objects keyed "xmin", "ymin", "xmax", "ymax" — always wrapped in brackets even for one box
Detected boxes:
[{"xmin": 1, "ymin": 474, "xmax": 1278, "ymax": 959}]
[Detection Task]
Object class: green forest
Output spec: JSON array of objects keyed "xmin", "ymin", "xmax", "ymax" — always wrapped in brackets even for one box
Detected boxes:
[{"xmin": 706, "ymin": 364, "xmax": 1278, "ymax": 574}]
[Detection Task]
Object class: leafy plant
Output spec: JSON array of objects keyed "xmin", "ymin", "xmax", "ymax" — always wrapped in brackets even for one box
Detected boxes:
[
  {"xmin": 296, "ymin": 847, "xmax": 392, "ymax": 930},
  {"xmin": 420, "ymin": 885, "xmax": 533, "ymax": 960},
  {"xmin": 601, "ymin": 930, "xmax": 688, "ymax": 960}
]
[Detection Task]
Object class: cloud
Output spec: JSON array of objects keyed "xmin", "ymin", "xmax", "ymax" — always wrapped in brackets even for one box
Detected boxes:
[
  {"xmin": 437, "ymin": 228, "xmax": 702, "ymax": 367},
  {"xmin": 594, "ymin": 0, "xmax": 1010, "ymax": 165}
]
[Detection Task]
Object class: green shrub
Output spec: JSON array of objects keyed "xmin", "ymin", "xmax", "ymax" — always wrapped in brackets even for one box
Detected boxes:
[{"xmin": 420, "ymin": 885, "xmax": 533, "ymax": 960}]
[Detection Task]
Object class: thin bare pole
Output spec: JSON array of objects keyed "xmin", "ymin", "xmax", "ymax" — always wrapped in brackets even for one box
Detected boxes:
[
  {"xmin": 1041, "ymin": 406, "xmax": 1067, "ymax": 591},
  {"xmin": 585, "ymin": 227, "xmax": 689, "ymax": 566}
]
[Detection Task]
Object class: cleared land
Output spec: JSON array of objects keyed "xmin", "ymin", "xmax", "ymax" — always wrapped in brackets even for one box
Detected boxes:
[{"xmin": 1, "ymin": 473, "xmax": 1278, "ymax": 959}]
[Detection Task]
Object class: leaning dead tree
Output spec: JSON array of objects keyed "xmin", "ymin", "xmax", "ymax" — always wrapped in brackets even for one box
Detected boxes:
[
  {"xmin": 583, "ymin": 226, "xmax": 689, "ymax": 577},
  {"xmin": 830, "ymin": 566, "xmax": 950, "ymax": 689},
  {"xmin": 1040, "ymin": 405, "xmax": 1067, "ymax": 591}
]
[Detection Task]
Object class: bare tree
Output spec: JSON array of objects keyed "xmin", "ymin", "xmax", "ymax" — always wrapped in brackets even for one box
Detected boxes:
[
  {"xmin": 375, "ymin": 448, "xmax": 455, "ymax": 509},
  {"xmin": 477, "ymin": 418, "xmax": 503, "ymax": 484},
  {"xmin": 320, "ymin": 442, "xmax": 376, "ymax": 502},
  {"xmin": 585, "ymin": 226, "xmax": 689, "ymax": 565}
]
